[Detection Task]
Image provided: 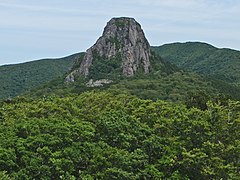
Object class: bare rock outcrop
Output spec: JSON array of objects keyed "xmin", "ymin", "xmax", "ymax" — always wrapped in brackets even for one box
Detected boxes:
[
  {"xmin": 86, "ymin": 79, "xmax": 113, "ymax": 87},
  {"xmin": 66, "ymin": 17, "xmax": 151, "ymax": 82}
]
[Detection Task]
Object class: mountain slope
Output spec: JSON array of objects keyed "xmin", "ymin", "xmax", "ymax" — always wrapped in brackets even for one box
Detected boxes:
[
  {"xmin": 26, "ymin": 64, "xmax": 240, "ymax": 109},
  {"xmin": 152, "ymin": 42, "xmax": 240, "ymax": 85},
  {"xmin": 22, "ymin": 17, "xmax": 240, "ymax": 105},
  {"xmin": 1, "ymin": 19, "xmax": 240, "ymax": 105},
  {"xmin": 0, "ymin": 53, "xmax": 81, "ymax": 100},
  {"xmin": 2, "ymin": 43, "xmax": 240, "ymax": 104}
]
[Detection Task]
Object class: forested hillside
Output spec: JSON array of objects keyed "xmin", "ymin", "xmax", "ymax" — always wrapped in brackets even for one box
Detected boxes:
[
  {"xmin": 152, "ymin": 42, "xmax": 240, "ymax": 85},
  {"xmin": 1, "ymin": 14, "xmax": 239, "ymax": 180},
  {"xmin": 0, "ymin": 91, "xmax": 239, "ymax": 179},
  {"xmin": 26, "ymin": 62, "xmax": 240, "ymax": 110},
  {"xmin": 0, "ymin": 53, "xmax": 81, "ymax": 100},
  {"xmin": 1, "ymin": 42, "xmax": 240, "ymax": 103}
]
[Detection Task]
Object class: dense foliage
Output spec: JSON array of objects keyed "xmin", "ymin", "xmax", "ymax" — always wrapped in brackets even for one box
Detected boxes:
[
  {"xmin": 109, "ymin": 71, "xmax": 240, "ymax": 103},
  {"xmin": 0, "ymin": 91, "xmax": 239, "ymax": 179},
  {"xmin": 26, "ymin": 67, "xmax": 240, "ymax": 111},
  {"xmin": 24, "ymin": 49, "xmax": 240, "ymax": 109},
  {"xmin": 0, "ymin": 53, "xmax": 80, "ymax": 100},
  {"xmin": 152, "ymin": 42, "xmax": 240, "ymax": 86}
]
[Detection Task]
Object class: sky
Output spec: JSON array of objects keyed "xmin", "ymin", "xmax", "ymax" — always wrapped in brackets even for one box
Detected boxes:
[{"xmin": 0, "ymin": 0, "xmax": 240, "ymax": 65}]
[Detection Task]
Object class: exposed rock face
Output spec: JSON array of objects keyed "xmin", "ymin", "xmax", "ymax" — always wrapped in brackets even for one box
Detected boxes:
[
  {"xmin": 66, "ymin": 17, "xmax": 151, "ymax": 82},
  {"xmin": 86, "ymin": 79, "xmax": 113, "ymax": 87}
]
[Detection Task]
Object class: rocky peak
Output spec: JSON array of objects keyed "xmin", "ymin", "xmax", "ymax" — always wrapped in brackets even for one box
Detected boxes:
[{"xmin": 66, "ymin": 17, "xmax": 151, "ymax": 82}]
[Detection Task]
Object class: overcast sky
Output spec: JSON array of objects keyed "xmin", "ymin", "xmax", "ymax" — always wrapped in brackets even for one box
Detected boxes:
[{"xmin": 0, "ymin": 0, "xmax": 239, "ymax": 65}]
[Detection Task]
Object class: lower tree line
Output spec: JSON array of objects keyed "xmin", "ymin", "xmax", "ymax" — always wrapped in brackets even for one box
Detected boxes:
[{"xmin": 0, "ymin": 90, "xmax": 239, "ymax": 179}]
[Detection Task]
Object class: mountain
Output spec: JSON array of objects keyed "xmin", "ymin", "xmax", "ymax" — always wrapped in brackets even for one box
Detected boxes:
[
  {"xmin": 1, "ymin": 17, "xmax": 240, "ymax": 179},
  {"xmin": 0, "ymin": 53, "xmax": 81, "ymax": 100},
  {"xmin": 66, "ymin": 17, "xmax": 151, "ymax": 82},
  {"xmin": 0, "ymin": 18, "xmax": 239, "ymax": 105},
  {"xmin": 21, "ymin": 18, "xmax": 240, "ymax": 105},
  {"xmin": 152, "ymin": 42, "xmax": 240, "ymax": 85},
  {"xmin": 2, "ymin": 18, "xmax": 239, "ymax": 103},
  {"xmin": 65, "ymin": 17, "xmax": 178, "ymax": 83}
]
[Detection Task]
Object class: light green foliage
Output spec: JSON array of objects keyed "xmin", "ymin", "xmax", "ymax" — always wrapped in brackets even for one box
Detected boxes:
[
  {"xmin": 0, "ymin": 171, "xmax": 12, "ymax": 180},
  {"xmin": 0, "ymin": 91, "xmax": 239, "ymax": 179}
]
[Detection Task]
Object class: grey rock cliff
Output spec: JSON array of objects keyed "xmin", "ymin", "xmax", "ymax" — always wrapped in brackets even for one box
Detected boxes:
[{"xmin": 66, "ymin": 17, "xmax": 151, "ymax": 82}]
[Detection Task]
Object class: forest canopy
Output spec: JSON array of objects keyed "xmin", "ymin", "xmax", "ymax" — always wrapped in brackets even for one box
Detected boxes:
[{"xmin": 0, "ymin": 90, "xmax": 239, "ymax": 179}]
